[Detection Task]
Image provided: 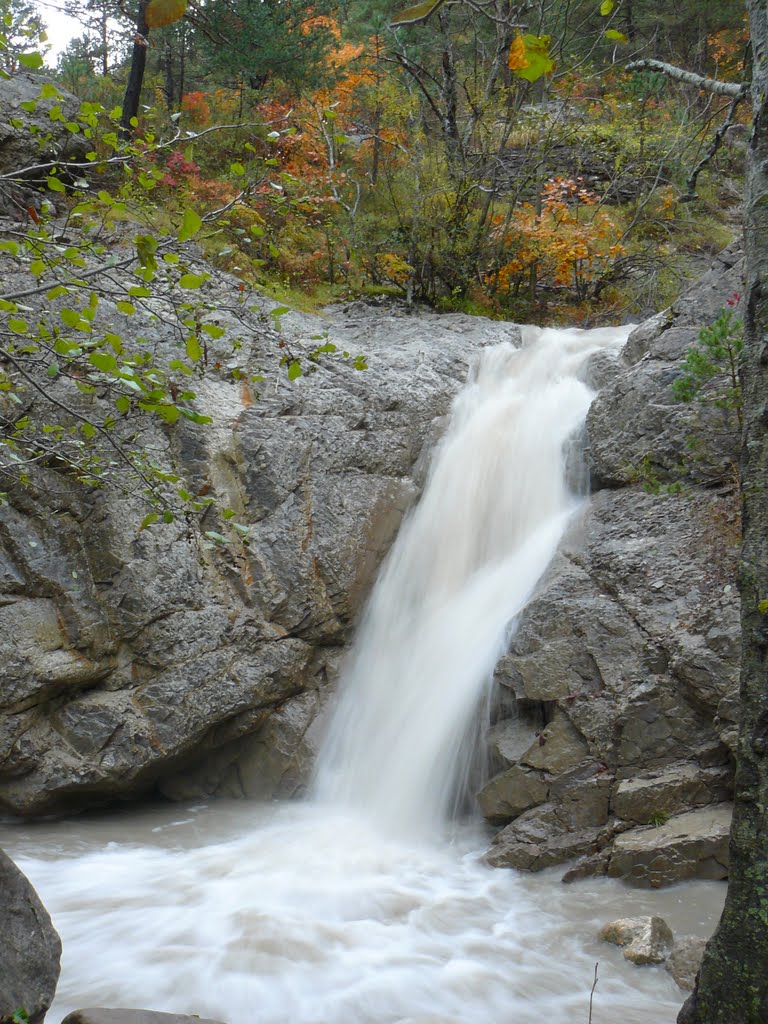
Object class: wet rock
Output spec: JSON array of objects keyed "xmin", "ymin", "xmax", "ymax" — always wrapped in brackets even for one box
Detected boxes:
[
  {"xmin": 666, "ymin": 936, "xmax": 707, "ymax": 991},
  {"xmin": 0, "ymin": 284, "xmax": 523, "ymax": 816},
  {"xmin": 606, "ymin": 805, "xmax": 732, "ymax": 887},
  {"xmin": 485, "ymin": 802, "xmax": 610, "ymax": 870},
  {"xmin": 599, "ymin": 915, "xmax": 674, "ymax": 965},
  {"xmin": 476, "ymin": 765, "xmax": 549, "ymax": 824},
  {"xmin": 61, "ymin": 1011, "xmax": 225, "ymax": 1024},
  {"xmin": 0, "ymin": 849, "xmax": 61, "ymax": 1024},
  {"xmin": 613, "ymin": 764, "xmax": 732, "ymax": 825},
  {"xmin": 483, "ymin": 245, "xmax": 742, "ymax": 881}
]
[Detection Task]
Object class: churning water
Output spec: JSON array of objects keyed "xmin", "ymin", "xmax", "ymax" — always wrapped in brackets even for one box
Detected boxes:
[{"xmin": 1, "ymin": 326, "xmax": 725, "ymax": 1024}]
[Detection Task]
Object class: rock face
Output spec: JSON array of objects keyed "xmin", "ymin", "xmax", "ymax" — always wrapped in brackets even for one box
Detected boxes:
[
  {"xmin": 0, "ymin": 74, "xmax": 86, "ymax": 216},
  {"xmin": 0, "ymin": 277, "xmax": 520, "ymax": 814},
  {"xmin": 482, "ymin": 244, "xmax": 742, "ymax": 882},
  {"xmin": 0, "ymin": 848, "xmax": 62, "ymax": 1024}
]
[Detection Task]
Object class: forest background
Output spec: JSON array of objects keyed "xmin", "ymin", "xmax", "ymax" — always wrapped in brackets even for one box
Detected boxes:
[{"xmin": 1, "ymin": 0, "xmax": 751, "ymax": 327}]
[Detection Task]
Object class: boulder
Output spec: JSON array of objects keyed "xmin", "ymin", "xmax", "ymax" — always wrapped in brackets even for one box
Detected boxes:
[
  {"xmin": 599, "ymin": 915, "xmax": 674, "ymax": 965},
  {"xmin": 666, "ymin": 936, "xmax": 708, "ymax": 991},
  {"xmin": 606, "ymin": 805, "xmax": 732, "ymax": 887},
  {"xmin": 0, "ymin": 849, "xmax": 61, "ymax": 1024}
]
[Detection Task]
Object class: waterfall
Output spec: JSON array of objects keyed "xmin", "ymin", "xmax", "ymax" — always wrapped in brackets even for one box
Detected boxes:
[{"xmin": 314, "ymin": 325, "xmax": 629, "ymax": 836}]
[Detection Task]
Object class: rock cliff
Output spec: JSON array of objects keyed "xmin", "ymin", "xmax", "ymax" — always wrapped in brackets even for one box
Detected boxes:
[
  {"xmin": 481, "ymin": 244, "xmax": 743, "ymax": 883},
  {"xmin": 0, "ymin": 277, "xmax": 520, "ymax": 814}
]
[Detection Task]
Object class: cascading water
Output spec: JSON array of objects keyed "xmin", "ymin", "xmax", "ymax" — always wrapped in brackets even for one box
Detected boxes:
[
  {"xmin": 0, "ymin": 324, "xmax": 727, "ymax": 1024},
  {"xmin": 315, "ymin": 325, "xmax": 626, "ymax": 835}
]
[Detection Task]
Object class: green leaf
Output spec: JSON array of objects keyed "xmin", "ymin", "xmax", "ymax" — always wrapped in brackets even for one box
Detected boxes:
[
  {"xmin": 18, "ymin": 51, "xmax": 43, "ymax": 69},
  {"xmin": 604, "ymin": 28, "xmax": 628, "ymax": 42},
  {"xmin": 154, "ymin": 404, "xmax": 180, "ymax": 424},
  {"xmin": 60, "ymin": 308, "xmax": 80, "ymax": 328},
  {"xmin": 88, "ymin": 351, "xmax": 118, "ymax": 373},
  {"xmin": 599, "ymin": 0, "xmax": 614, "ymax": 13},
  {"xmin": 116, "ymin": 301, "xmax": 135, "ymax": 315},
  {"xmin": 287, "ymin": 361, "xmax": 302, "ymax": 381},
  {"xmin": 202, "ymin": 323, "xmax": 225, "ymax": 339},
  {"xmin": 140, "ymin": 512, "xmax": 159, "ymax": 530},
  {"xmin": 29, "ymin": 260, "xmax": 46, "ymax": 277},
  {"xmin": 0, "ymin": 240, "xmax": 19, "ymax": 255},
  {"xmin": 115, "ymin": 395, "xmax": 130, "ymax": 414},
  {"xmin": 47, "ymin": 361, "xmax": 59, "ymax": 378},
  {"xmin": 230, "ymin": 162, "xmax": 246, "ymax": 176},
  {"xmin": 186, "ymin": 334, "xmax": 203, "ymax": 362},
  {"xmin": 46, "ymin": 285, "xmax": 70, "ymax": 299},
  {"xmin": 47, "ymin": 175, "xmax": 66, "ymax": 193},
  {"xmin": 7, "ymin": 318, "xmax": 28, "ymax": 334},
  {"xmin": 179, "ymin": 273, "xmax": 206, "ymax": 289},
  {"xmin": 510, "ymin": 35, "xmax": 555, "ymax": 82},
  {"xmin": 178, "ymin": 208, "xmax": 203, "ymax": 242},
  {"xmin": 179, "ymin": 408, "xmax": 212, "ymax": 424}
]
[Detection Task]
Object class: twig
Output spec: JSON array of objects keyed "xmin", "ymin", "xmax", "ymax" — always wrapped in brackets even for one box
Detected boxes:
[{"xmin": 588, "ymin": 962, "xmax": 599, "ymax": 1024}]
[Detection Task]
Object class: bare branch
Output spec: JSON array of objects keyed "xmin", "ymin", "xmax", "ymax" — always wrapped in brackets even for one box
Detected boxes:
[{"xmin": 626, "ymin": 59, "xmax": 748, "ymax": 98}]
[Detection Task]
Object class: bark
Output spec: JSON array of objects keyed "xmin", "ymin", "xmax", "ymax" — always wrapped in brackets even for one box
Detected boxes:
[
  {"xmin": 678, "ymin": 5, "xmax": 768, "ymax": 1021},
  {"xmin": 626, "ymin": 59, "xmax": 748, "ymax": 98},
  {"xmin": 120, "ymin": 0, "xmax": 150, "ymax": 137}
]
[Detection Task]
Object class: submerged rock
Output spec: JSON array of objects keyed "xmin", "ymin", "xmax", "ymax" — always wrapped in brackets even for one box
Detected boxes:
[{"xmin": 0, "ymin": 848, "xmax": 61, "ymax": 1024}]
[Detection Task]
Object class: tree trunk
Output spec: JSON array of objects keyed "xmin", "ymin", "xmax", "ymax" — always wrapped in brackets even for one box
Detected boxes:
[
  {"xmin": 678, "ymin": 5, "xmax": 768, "ymax": 1020},
  {"xmin": 120, "ymin": 0, "xmax": 150, "ymax": 137}
]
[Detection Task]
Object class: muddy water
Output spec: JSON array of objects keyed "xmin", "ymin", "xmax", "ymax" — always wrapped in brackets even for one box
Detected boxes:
[{"xmin": 2, "ymin": 801, "xmax": 724, "ymax": 1024}]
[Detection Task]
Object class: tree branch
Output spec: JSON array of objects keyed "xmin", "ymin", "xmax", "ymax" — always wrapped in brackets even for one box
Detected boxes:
[{"xmin": 626, "ymin": 59, "xmax": 748, "ymax": 98}]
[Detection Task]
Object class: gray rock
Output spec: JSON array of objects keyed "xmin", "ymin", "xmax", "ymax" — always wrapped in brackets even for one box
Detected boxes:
[
  {"xmin": 599, "ymin": 915, "xmax": 674, "ymax": 965},
  {"xmin": 61, "ymin": 1011, "xmax": 225, "ymax": 1024},
  {"xmin": 613, "ymin": 764, "xmax": 732, "ymax": 825},
  {"xmin": 607, "ymin": 805, "xmax": 732, "ymax": 887},
  {"xmin": 483, "ymin": 245, "xmax": 743, "ymax": 881},
  {"xmin": 666, "ymin": 935, "xmax": 707, "ymax": 990},
  {"xmin": 0, "ymin": 278, "xmax": 522, "ymax": 815},
  {"xmin": 0, "ymin": 848, "xmax": 61, "ymax": 1024},
  {"xmin": 0, "ymin": 73, "xmax": 86, "ymax": 216}
]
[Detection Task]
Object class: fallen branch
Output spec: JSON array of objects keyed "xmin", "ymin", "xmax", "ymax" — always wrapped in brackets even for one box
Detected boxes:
[{"xmin": 626, "ymin": 59, "xmax": 748, "ymax": 98}]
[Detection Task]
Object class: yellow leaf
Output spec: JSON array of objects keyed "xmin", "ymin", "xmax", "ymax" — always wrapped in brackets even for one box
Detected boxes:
[
  {"xmin": 508, "ymin": 36, "xmax": 529, "ymax": 72},
  {"xmin": 145, "ymin": 0, "xmax": 187, "ymax": 29}
]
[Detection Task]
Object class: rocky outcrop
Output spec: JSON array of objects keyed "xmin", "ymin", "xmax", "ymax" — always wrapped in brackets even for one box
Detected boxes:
[
  {"xmin": 0, "ymin": 849, "xmax": 61, "ymax": 1024},
  {"xmin": 0, "ymin": 74, "xmax": 86, "ymax": 217},
  {"xmin": 0, "ymin": 274, "xmax": 520, "ymax": 815},
  {"xmin": 481, "ymin": 244, "xmax": 742, "ymax": 882}
]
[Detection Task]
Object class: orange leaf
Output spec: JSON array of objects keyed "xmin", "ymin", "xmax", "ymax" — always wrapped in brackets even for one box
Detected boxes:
[
  {"xmin": 508, "ymin": 36, "xmax": 529, "ymax": 72},
  {"xmin": 145, "ymin": 0, "xmax": 187, "ymax": 29}
]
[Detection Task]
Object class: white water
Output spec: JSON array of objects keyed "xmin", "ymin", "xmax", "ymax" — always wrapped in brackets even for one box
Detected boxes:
[
  {"xmin": 316, "ymin": 325, "xmax": 628, "ymax": 834},
  {"xmin": 0, "ymin": 325, "xmax": 726, "ymax": 1024}
]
